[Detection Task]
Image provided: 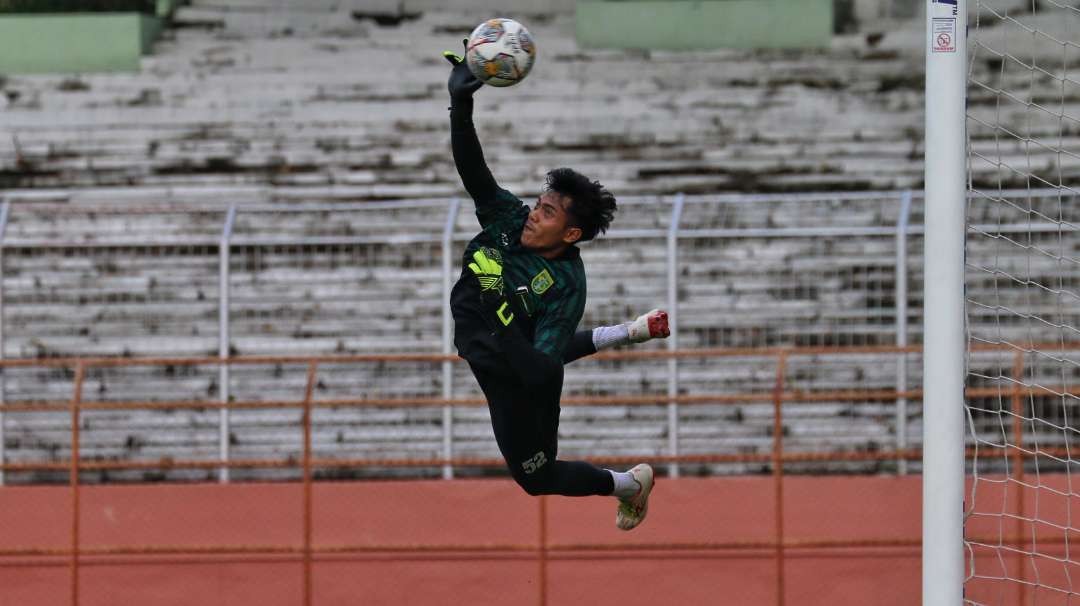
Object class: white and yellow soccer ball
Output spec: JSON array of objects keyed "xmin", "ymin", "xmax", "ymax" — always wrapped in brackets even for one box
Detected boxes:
[{"xmin": 465, "ymin": 18, "xmax": 536, "ymax": 88}]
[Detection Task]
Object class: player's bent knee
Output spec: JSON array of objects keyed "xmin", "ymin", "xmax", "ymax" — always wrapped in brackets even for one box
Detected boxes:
[{"xmin": 513, "ymin": 473, "xmax": 550, "ymax": 496}]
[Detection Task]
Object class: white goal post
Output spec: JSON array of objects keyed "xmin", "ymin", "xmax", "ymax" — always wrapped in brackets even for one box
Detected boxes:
[
  {"xmin": 928, "ymin": 0, "xmax": 1080, "ymax": 603},
  {"xmin": 923, "ymin": 0, "xmax": 968, "ymax": 604}
]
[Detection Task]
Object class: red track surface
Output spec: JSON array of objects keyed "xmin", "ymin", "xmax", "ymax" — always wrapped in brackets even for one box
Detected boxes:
[{"xmin": 0, "ymin": 475, "xmax": 925, "ymax": 606}]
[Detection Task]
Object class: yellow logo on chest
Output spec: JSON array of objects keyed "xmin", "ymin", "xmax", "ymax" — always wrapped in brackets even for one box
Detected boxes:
[{"xmin": 530, "ymin": 269, "xmax": 555, "ymax": 295}]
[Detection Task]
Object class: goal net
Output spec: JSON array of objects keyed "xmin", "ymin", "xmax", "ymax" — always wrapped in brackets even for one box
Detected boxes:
[{"xmin": 964, "ymin": 1, "xmax": 1080, "ymax": 603}]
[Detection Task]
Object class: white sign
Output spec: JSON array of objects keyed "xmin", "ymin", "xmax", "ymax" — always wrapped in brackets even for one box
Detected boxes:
[{"xmin": 932, "ymin": 18, "xmax": 956, "ymax": 53}]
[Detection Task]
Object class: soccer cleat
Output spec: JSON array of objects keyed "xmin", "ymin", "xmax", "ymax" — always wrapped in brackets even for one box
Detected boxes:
[
  {"xmin": 615, "ymin": 463, "xmax": 654, "ymax": 531},
  {"xmin": 628, "ymin": 309, "xmax": 670, "ymax": 343}
]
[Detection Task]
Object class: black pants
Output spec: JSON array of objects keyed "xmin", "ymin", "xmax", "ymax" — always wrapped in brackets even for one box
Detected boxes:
[{"xmin": 469, "ymin": 363, "xmax": 614, "ymax": 497}]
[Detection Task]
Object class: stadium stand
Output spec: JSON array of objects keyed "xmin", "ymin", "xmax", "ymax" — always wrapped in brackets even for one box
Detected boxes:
[
  {"xmin": 0, "ymin": 1, "xmax": 1072, "ymax": 482},
  {"xmin": 0, "ymin": 3, "xmax": 932, "ymax": 195}
]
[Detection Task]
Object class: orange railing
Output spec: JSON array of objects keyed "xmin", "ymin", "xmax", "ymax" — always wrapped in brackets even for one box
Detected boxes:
[{"xmin": 1, "ymin": 344, "xmax": 1077, "ymax": 606}]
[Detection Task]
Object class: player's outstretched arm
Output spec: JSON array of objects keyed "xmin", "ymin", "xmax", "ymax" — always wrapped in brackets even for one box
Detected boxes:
[
  {"xmin": 562, "ymin": 309, "xmax": 671, "ymax": 364},
  {"xmin": 444, "ymin": 43, "xmax": 500, "ymax": 206}
]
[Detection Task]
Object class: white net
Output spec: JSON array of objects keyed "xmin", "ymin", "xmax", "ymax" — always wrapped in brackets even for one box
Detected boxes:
[{"xmin": 966, "ymin": 1, "xmax": 1080, "ymax": 603}]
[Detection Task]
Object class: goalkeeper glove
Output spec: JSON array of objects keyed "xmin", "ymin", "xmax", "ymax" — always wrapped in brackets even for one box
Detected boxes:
[
  {"xmin": 467, "ymin": 247, "xmax": 515, "ymax": 329},
  {"xmin": 443, "ymin": 38, "xmax": 483, "ymax": 102},
  {"xmin": 591, "ymin": 309, "xmax": 670, "ymax": 351},
  {"xmin": 627, "ymin": 309, "xmax": 670, "ymax": 343}
]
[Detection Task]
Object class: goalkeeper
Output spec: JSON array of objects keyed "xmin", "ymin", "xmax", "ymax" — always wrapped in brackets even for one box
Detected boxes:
[{"xmin": 444, "ymin": 46, "xmax": 669, "ymax": 530}]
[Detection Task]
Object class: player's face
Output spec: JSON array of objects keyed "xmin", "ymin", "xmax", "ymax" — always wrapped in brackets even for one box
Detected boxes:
[{"xmin": 521, "ymin": 192, "xmax": 582, "ymax": 255}]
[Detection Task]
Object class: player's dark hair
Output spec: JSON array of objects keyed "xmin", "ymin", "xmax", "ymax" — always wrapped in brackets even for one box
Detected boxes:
[{"xmin": 544, "ymin": 167, "xmax": 617, "ymax": 243}]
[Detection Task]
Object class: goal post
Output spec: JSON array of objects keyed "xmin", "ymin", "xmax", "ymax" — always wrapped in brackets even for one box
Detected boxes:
[{"xmin": 923, "ymin": 0, "xmax": 968, "ymax": 604}]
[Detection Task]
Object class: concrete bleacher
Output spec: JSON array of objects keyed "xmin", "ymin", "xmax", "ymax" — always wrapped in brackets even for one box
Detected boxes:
[
  {"xmin": 4, "ymin": 194, "xmax": 1076, "ymax": 480},
  {"xmin": 1, "ymin": 3, "xmax": 1073, "ymax": 196},
  {"xmin": 2, "ymin": 1, "xmax": 1078, "ymax": 482},
  {"xmin": 0, "ymin": 1, "xmax": 936, "ymax": 196},
  {"xmin": 0, "ymin": 191, "xmax": 1007, "ymax": 483},
  {"xmin": 1, "ymin": 189, "xmax": 1074, "ymax": 483}
]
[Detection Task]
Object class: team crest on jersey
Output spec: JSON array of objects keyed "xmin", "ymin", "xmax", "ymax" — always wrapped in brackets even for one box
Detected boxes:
[{"xmin": 530, "ymin": 269, "xmax": 555, "ymax": 295}]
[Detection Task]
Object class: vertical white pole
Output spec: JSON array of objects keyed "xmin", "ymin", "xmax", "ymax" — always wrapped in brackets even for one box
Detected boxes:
[
  {"xmin": 0, "ymin": 200, "xmax": 9, "ymax": 486},
  {"xmin": 219, "ymin": 205, "xmax": 237, "ymax": 483},
  {"xmin": 896, "ymin": 191, "xmax": 912, "ymax": 475},
  {"xmin": 923, "ymin": 0, "xmax": 967, "ymax": 604},
  {"xmin": 441, "ymin": 198, "xmax": 461, "ymax": 480},
  {"xmin": 666, "ymin": 194, "xmax": 685, "ymax": 479}
]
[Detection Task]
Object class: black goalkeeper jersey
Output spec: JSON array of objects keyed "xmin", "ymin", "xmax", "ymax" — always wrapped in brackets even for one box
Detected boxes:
[{"xmin": 448, "ymin": 99, "xmax": 587, "ymax": 369}]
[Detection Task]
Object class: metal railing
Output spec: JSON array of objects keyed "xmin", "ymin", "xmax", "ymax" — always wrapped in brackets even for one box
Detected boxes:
[{"xmin": 0, "ymin": 188, "xmax": 1075, "ymax": 485}]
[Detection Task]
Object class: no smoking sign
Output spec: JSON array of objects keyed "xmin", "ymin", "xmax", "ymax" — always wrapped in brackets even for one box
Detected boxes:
[{"xmin": 933, "ymin": 18, "xmax": 957, "ymax": 53}]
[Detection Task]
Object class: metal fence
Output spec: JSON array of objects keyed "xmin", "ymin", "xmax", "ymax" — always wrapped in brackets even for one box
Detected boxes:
[{"xmin": 0, "ymin": 188, "xmax": 1073, "ymax": 485}]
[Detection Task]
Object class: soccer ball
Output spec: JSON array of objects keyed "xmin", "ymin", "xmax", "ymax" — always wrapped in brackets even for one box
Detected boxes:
[{"xmin": 465, "ymin": 18, "xmax": 536, "ymax": 88}]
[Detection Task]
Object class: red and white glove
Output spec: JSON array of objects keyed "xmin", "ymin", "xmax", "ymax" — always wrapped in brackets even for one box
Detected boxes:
[{"xmin": 627, "ymin": 309, "xmax": 670, "ymax": 343}]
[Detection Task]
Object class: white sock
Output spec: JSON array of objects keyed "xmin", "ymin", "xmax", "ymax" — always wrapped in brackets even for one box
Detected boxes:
[
  {"xmin": 607, "ymin": 469, "xmax": 641, "ymax": 498},
  {"xmin": 592, "ymin": 323, "xmax": 630, "ymax": 351}
]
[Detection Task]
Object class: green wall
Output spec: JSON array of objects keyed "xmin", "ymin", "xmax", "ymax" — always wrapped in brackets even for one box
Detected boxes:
[
  {"xmin": 576, "ymin": 0, "xmax": 833, "ymax": 50},
  {"xmin": 0, "ymin": 5, "xmax": 181, "ymax": 74}
]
